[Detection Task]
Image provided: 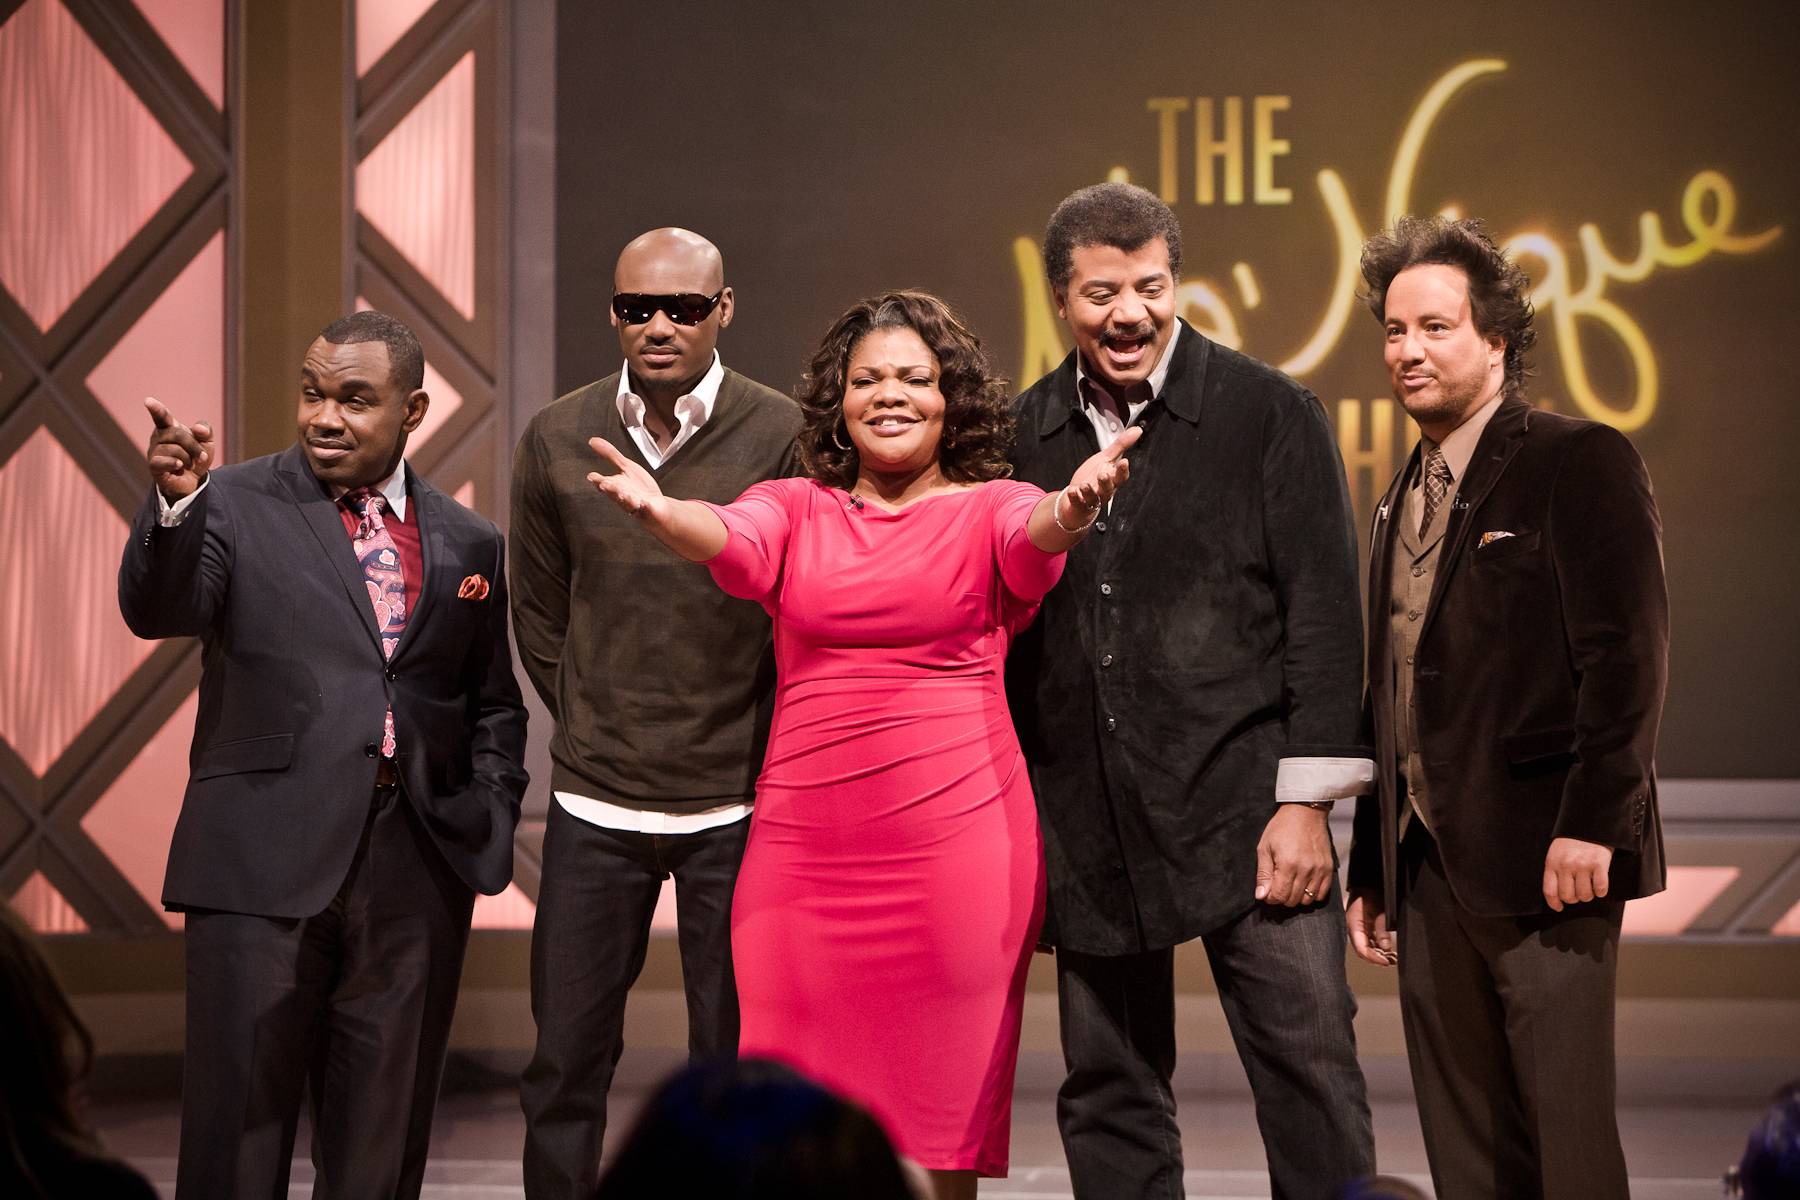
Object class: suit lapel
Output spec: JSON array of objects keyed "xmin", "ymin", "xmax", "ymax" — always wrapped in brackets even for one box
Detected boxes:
[
  {"xmin": 1367, "ymin": 451, "xmax": 1414, "ymax": 721},
  {"xmin": 278, "ymin": 447, "xmax": 382, "ymax": 646},
  {"xmin": 395, "ymin": 468, "xmax": 447, "ymax": 662},
  {"xmin": 1417, "ymin": 399, "xmax": 1530, "ymax": 647}
]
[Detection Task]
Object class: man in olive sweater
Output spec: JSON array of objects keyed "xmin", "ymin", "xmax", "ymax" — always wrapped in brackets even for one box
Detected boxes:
[{"xmin": 511, "ymin": 228, "xmax": 801, "ymax": 1198}]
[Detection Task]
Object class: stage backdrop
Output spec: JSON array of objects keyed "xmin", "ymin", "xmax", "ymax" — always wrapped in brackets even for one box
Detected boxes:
[{"xmin": 555, "ymin": 0, "xmax": 1800, "ymax": 788}]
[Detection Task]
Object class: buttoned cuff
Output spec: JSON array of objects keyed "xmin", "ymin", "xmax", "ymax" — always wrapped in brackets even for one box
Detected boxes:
[
  {"xmin": 1275, "ymin": 755, "xmax": 1375, "ymax": 802},
  {"xmin": 156, "ymin": 481, "xmax": 207, "ymax": 526}
]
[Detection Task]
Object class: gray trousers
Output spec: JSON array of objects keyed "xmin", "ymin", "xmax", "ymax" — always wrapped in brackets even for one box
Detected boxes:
[
  {"xmin": 1055, "ymin": 880, "xmax": 1374, "ymax": 1200},
  {"xmin": 1398, "ymin": 822, "xmax": 1628, "ymax": 1200}
]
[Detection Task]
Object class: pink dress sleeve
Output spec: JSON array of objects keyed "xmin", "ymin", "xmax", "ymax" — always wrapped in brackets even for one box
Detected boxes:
[
  {"xmin": 698, "ymin": 478, "xmax": 795, "ymax": 605},
  {"xmin": 991, "ymin": 480, "xmax": 1064, "ymax": 603}
]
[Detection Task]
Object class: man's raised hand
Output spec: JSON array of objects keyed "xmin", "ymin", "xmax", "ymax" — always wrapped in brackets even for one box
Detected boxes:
[{"xmin": 145, "ymin": 397, "xmax": 212, "ymax": 501}]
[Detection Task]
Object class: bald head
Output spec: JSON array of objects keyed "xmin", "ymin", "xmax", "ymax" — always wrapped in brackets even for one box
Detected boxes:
[
  {"xmin": 614, "ymin": 227, "xmax": 724, "ymax": 294},
  {"xmin": 610, "ymin": 228, "xmax": 734, "ymax": 405}
]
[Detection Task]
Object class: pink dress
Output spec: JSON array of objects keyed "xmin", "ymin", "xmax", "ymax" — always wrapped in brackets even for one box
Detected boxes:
[{"xmin": 700, "ymin": 477, "xmax": 1062, "ymax": 1175}]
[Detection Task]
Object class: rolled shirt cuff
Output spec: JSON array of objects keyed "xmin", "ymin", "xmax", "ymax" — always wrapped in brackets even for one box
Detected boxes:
[{"xmin": 1275, "ymin": 754, "xmax": 1375, "ymax": 802}]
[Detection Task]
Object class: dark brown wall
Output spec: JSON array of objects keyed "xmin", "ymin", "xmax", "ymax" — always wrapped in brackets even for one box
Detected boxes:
[{"xmin": 555, "ymin": 0, "xmax": 1800, "ymax": 778}]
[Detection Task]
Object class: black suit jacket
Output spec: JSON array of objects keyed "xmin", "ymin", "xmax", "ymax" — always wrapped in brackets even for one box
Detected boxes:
[
  {"xmin": 1348, "ymin": 399, "xmax": 1668, "ymax": 920},
  {"xmin": 118, "ymin": 446, "xmax": 528, "ymax": 918},
  {"xmin": 1008, "ymin": 323, "xmax": 1367, "ymax": 953}
]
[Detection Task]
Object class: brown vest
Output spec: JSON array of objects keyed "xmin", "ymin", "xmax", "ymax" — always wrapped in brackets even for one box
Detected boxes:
[{"xmin": 1389, "ymin": 477, "xmax": 1455, "ymax": 832}]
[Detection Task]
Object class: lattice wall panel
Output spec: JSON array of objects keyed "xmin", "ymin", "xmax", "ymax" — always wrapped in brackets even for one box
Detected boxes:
[
  {"xmin": 0, "ymin": 0, "xmax": 228, "ymax": 935},
  {"xmin": 358, "ymin": 51, "xmax": 475, "ymax": 320},
  {"xmin": 0, "ymin": 0, "xmax": 192, "ymax": 332},
  {"xmin": 0, "ymin": 428, "xmax": 154, "ymax": 777}
]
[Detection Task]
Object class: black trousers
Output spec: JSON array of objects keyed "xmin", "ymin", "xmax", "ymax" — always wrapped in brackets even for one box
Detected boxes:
[
  {"xmin": 177, "ymin": 785, "xmax": 475, "ymax": 1200},
  {"xmin": 1397, "ymin": 822, "xmax": 1627, "ymax": 1200},
  {"xmin": 1055, "ymin": 879, "xmax": 1374, "ymax": 1200},
  {"xmin": 519, "ymin": 801, "xmax": 748, "ymax": 1199}
]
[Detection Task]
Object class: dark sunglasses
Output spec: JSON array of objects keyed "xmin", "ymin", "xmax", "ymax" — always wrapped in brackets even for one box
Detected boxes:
[{"xmin": 611, "ymin": 289, "xmax": 724, "ymax": 326}]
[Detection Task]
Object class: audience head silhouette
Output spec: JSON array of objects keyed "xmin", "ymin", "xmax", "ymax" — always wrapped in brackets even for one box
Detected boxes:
[
  {"xmin": 595, "ymin": 1057, "xmax": 916, "ymax": 1198},
  {"xmin": 1731, "ymin": 1079, "xmax": 1800, "ymax": 1198},
  {"xmin": 0, "ymin": 906, "xmax": 155, "ymax": 1198}
]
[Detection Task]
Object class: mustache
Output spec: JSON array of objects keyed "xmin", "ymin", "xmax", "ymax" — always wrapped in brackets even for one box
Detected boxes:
[{"xmin": 1102, "ymin": 324, "xmax": 1155, "ymax": 344}]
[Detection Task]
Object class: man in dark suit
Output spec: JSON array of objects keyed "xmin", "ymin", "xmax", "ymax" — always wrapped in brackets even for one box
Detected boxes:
[
  {"xmin": 118, "ymin": 311, "xmax": 528, "ymax": 1199},
  {"xmin": 1008, "ymin": 182, "xmax": 1374, "ymax": 1200},
  {"xmin": 1346, "ymin": 216, "xmax": 1667, "ymax": 1200}
]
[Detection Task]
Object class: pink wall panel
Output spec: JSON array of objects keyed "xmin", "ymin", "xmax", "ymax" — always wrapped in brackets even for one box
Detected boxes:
[
  {"xmin": 1774, "ymin": 898, "xmax": 1800, "ymax": 937},
  {"xmin": 357, "ymin": 51, "xmax": 476, "ymax": 319},
  {"xmin": 81, "ymin": 690, "xmax": 196, "ymax": 929},
  {"xmin": 469, "ymin": 881, "xmax": 535, "ymax": 930},
  {"xmin": 7, "ymin": 872, "xmax": 90, "ymax": 933},
  {"xmin": 355, "ymin": 0, "xmax": 439, "ymax": 78},
  {"xmin": 0, "ymin": 0, "xmax": 192, "ymax": 331},
  {"xmin": 0, "ymin": 428, "xmax": 156, "ymax": 777},
  {"xmin": 132, "ymin": 0, "xmax": 224, "ymax": 109},
  {"xmin": 88, "ymin": 231, "xmax": 225, "ymax": 460},
  {"xmin": 1621, "ymin": 865, "xmax": 1741, "ymax": 936},
  {"xmin": 415, "ymin": 355, "xmax": 465, "ymax": 451}
]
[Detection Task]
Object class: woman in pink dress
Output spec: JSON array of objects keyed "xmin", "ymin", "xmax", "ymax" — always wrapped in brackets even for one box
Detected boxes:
[{"xmin": 586, "ymin": 291, "xmax": 1137, "ymax": 1198}]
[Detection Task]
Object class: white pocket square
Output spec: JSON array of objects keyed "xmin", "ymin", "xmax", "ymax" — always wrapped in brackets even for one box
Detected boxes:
[{"xmin": 1478, "ymin": 530, "xmax": 1516, "ymax": 547}]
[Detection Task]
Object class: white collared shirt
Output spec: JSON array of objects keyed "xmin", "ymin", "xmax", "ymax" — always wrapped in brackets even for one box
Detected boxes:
[
  {"xmin": 616, "ymin": 352, "xmax": 725, "ymax": 468},
  {"xmin": 158, "ymin": 455, "xmax": 409, "ymax": 525},
  {"xmin": 554, "ymin": 792, "xmax": 750, "ymax": 835},
  {"xmin": 1073, "ymin": 328, "xmax": 1179, "ymax": 449}
]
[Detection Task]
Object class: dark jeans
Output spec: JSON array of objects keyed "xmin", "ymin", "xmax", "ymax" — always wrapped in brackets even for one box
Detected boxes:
[
  {"xmin": 519, "ymin": 800, "xmax": 748, "ymax": 1199},
  {"xmin": 178, "ymin": 786, "xmax": 474, "ymax": 1200},
  {"xmin": 1398, "ymin": 822, "xmax": 1627, "ymax": 1200},
  {"xmin": 1056, "ymin": 879, "xmax": 1373, "ymax": 1200}
]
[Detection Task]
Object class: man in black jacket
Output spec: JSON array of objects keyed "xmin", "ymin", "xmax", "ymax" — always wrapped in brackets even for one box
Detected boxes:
[
  {"xmin": 1007, "ymin": 182, "xmax": 1374, "ymax": 1200},
  {"xmin": 1347, "ymin": 216, "xmax": 1666, "ymax": 1199}
]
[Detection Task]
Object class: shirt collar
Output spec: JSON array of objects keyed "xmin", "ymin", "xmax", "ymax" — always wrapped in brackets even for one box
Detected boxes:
[
  {"xmin": 1421, "ymin": 390, "xmax": 1506, "ymax": 486},
  {"xmin": 330, "ymin": 458, "xmax": 409, "ymax": 521},
  {"xmin": 616, "ymin": 351, "xmax": 725, "ymax": 428},
  {"xmin": 371, "ymin": 459, "xmax": 409, "ymax": 521}
]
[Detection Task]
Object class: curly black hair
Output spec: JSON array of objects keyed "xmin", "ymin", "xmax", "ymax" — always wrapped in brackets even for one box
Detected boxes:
[
  {"xmin": 1042, "ymin": 182, "xmax": 1184, "ymax": 294},
  {"xmin": 795, "ymin": 291, "xmax": 1015, "ymax": 489},
  {"xmin": 1360, "ymin": 215, "xmax": 1537, "ymax": 401}
]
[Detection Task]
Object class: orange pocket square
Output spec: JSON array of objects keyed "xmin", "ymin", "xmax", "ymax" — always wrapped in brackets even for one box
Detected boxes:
[{"xmin": 457, "ymin": 574, "xmax": 491, "ymax": 601}]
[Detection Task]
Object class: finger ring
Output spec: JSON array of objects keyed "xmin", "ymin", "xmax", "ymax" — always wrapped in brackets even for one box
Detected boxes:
[{"xmin": 1302, "ymin": 888, "xmax": 1315, "ymax": 897}]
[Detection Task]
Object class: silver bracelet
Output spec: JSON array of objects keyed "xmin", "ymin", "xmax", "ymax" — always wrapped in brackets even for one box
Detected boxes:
[{"xmin": 1053, "ymin": 486, "xmax": 1098, "ymax": 534}]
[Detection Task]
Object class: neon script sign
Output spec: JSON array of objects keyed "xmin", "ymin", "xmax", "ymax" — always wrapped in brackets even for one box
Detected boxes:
[{"xmin": 1014, "ymin": 59, "xmax": 1782, "ymax": 433}]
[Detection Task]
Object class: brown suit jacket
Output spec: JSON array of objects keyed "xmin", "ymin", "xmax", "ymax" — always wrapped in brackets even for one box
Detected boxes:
[{"xmin": 1348, "ymin": 398, "xmax": 1668, "ymax": 920}]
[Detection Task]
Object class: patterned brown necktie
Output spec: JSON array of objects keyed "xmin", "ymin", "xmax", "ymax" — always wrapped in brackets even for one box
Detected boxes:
[{"xmin": 1419, "ymin": 445, "xmax": 1453, "ymax": 538}]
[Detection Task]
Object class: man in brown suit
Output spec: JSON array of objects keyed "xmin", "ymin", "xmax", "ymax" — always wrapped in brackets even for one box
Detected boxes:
[{"xmin": 1346, "ymin": 216, "xmax": 1667, "ymax": 1200}]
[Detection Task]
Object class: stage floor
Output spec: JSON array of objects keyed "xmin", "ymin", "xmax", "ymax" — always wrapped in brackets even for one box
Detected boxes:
[{"xmin": 95, "ymin": 1051, "xmax": 1756, "ymax": 1199}]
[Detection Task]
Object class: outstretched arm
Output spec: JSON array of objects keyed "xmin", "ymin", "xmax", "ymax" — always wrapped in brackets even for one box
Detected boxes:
[
  {"xmin": 586, "ymin": 436, "xmax": 729, "ymax": 561},
  {"xmin": 1026, "ymin": 425, "xmax": 1141, "ymax": 553},
  {"xmin": 119, "ymin": 397, "xmax": 229, "ymax": 638}
]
